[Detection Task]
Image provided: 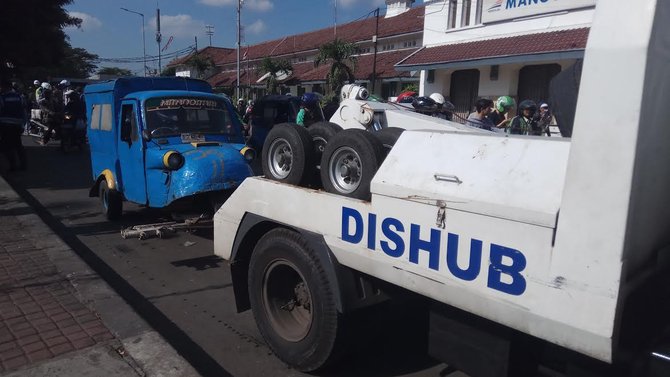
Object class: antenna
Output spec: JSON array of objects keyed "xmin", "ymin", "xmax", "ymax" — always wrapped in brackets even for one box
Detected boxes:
[{"xmin": 205, "ymin": 25, "xmax": 214, "ymax": 46}]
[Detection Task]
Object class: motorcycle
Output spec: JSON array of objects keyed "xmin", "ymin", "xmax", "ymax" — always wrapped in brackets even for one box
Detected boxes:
[{"xmin": 60, "ymin": 113, "xmax": 86, "ymax": 152}]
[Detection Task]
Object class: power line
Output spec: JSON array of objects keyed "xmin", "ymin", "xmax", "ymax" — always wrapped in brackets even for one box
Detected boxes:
[{"xmin": 96, "ymin": 45, "xmax": 196, "ymax": 64}]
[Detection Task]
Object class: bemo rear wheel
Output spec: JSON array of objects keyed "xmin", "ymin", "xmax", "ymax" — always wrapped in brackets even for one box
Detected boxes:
[
  {"xmin": 99, "ymin": 179, "xmax": 122, "ymax": 221},
  {"xmin": 248, "ymin": 228, "xmax": 342, "ymax": 372}
]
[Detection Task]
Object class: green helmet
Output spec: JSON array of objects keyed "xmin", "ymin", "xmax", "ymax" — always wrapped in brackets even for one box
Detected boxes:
[{"xmin": 496, "ymin": 95, "xmax": 515, "ymax": 112}]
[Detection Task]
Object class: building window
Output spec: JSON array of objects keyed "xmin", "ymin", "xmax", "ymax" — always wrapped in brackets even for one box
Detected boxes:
[
  {"xmin": 461, "ymin": 0, "xmax": 471, "ymax": 27},
  {"xmin": 475, "ymin": 0, "xmax": 484, "ymax": 24},
  {"xmin": 402, "ymin": 40, "xmax": 416, "ymax": 48},
  {"xmin": 382, "ymin": 44, "xmax": 395, "ymax": 51},
  {"xmin": 448, "ymin": 0, "xmax": 458, "ymax": 29}
]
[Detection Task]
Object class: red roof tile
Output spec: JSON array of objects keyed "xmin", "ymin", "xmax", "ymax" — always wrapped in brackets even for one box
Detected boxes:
[{"xmin": 397, "ymin": 28, "xmax": 589, "ymax": 68}]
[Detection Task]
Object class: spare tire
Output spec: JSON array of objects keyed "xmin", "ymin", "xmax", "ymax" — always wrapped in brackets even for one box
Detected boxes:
[
  {"xmin": 262, "ymin": 124, "xmax": 314, "ymax": 186},
  {"xmin": 320, "ymin": 129, "xmax": 384, "ymax": 201},
  {"xmin": 372, "ymin": 127, "xmax": 404, "ymax": 157}
]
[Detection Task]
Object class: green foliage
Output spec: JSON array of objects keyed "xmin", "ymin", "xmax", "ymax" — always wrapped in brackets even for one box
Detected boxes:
[
  {"xmin": 98, "ymin": 67, "xmax": 133, "ymax": 77},
  {"xmin": 161, "ymin": 66, "xmax": 177, "ymax": 77},
  {"xmin": 0, "ymin": 0, "xmax": 82, "ymax": 78},
  {"xmin": 401, "ymin": 83, "xmax": 418, "ymax": 92},
  {"xmin": 314, "ymin": 39, "xmax": 357, "ymax": 96},
  {"xmin": 185, "ymin": 54, "xmax": 215, "ymax": 78},
  {"xmin": 257, "ymin": 57, "xmax": 292, "ymax": 94},
  {"xmin": 59, "ymin": 46, "xmax": 99, "ymax": 78}
]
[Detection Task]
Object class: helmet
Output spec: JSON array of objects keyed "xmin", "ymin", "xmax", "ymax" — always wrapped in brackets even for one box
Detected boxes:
[
  {"xmin": 518, "ymin": 99, "xmax": 537, "ymax": 114},
  {"xmin": 65, "ymin": 89, "xmax": 77, "ymax": 98},
  {"xmin": 301, "ymin": 93, "xmax": 319, "ymax": 106},
  {"xmin": 411, "ymin": 96, "xmax": 437, "ymax": 111},
  {"xmin": 33, "ymin": 80, "xmax": 40, "ymax": 86},
  {"xmin": 396, "ymin": 91, "xmax": 416, "ymax": 103},
  {"xmin": 429, "ymin": 93, "xmax": 445, "ymax": 105},
  {"xmin": 59, "ymin": 79, "xmax": 70, "ymax": 87},
  {"xmin": 237, "ymin": 98, "xmax": 245, "ymax": 103},
  {"xmin": 495, "ymin": 95, "xmax": 515, "ymax": 112},
  {"xmin": 41, "ymin": 82, "xmax": 52, "ymax": 90}
]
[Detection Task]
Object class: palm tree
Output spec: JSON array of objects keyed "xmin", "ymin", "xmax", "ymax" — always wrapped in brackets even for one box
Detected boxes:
[
  {"xmin": 314, "ymin": 38, "xmax": 357, "ymax": 95},
  {"xmin": 185, "ymin": 53, "xmax": 215, "ymax": 79},
  {"xmin": 257, "ymin": 57, "xmax": 293, "ymax": 94}
]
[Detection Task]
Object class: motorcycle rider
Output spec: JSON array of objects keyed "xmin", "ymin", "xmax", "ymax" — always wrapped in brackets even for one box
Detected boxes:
[
  {"xmin": 61, "ymin": 89, "xmax": 86, "ymax": 148},
  {"xmin": 37, "ymin": 85, "xmax": 61, "ymax": 145},
  {"xmin": 0, "ymin": 79, "xmax": 28, "ymax": 171}
]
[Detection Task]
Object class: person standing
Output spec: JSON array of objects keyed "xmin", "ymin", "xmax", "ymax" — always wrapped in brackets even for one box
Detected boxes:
[
  {"xmin": 508, "ymin": 100, "xmax": 540, "ymax": 135},
  {"xmin": 0, "ymin": 79, "xmax": 28, "ymax": 171},
  {"xmin": 536, "ymin": 103, "xmax": 554, "ymax": 136},
  {"xmin": 488, "ymin": 95, "xmax": 515, "ymax": 131},
  {"xmin": 466, "ymin": 98, "xmax": 495, "ymax": 131}
]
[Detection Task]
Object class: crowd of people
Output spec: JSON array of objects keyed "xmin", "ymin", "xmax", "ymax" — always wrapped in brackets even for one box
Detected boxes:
[
  {"xmin": 466, "ymin": 96, "xmax": 556, "ymax": 136},
  {"xmin": 0, "ymin": 77, "xmax": 87, "ymax": 172}
]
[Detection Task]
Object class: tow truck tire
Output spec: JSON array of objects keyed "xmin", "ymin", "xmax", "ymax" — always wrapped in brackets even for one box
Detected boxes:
[
  {"xmin": 308, "ymin": 121, "xmax": 343, "ymax": 164},
  {"xmin": 262, "ymin": 124, "xmax": 314, "ymax": 186},
  {"xmin": 320, "ymin": 129, "xmax": 384, "ymax": 201},
  {"xmin": 99, "ymin": 179, "xmax": 122, "ymax": 221},
  {"xmin": 373, "ymin": 127, "xmax": 405, "ymax": 156},
  {"xmin": 248, "ymin": 228, "xmax": 342, "ymax": 372}
]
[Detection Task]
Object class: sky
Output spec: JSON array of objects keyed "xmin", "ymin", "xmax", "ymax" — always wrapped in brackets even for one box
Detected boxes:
[{"xmin": 64, "ymin": 0, "xmax": 418, "ymax": 76}]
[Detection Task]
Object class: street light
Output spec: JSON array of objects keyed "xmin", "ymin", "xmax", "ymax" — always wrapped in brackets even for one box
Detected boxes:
[{"xmin": 120, "ymin": 7, "xmax": 147, "ymax": 77}]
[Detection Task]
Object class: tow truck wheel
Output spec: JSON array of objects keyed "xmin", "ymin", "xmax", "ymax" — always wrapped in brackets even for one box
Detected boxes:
[
  {"xmin": 372, "ymin": 127, "xmax": 405, "ymax": 157},
  {"xmin": 308, "ymin": 121, "xmax": 343, "ymax": 165},
  {"xmin": 262, "ymin": 124, "xmax": 314, "ymax": 186},
  {"xmin": 99, "ymin": 179, "xmax": 122, "ymax": 221},
  {"xmin": 320, "ymin": 129, "xmax": 384, "ymax": 201},
  {"xmin": 248, "ymin": 228, "xmax": 342, "ymax": 372}
]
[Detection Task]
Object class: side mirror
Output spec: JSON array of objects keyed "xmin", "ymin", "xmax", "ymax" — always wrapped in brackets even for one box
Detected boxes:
[{"xmin": 142, "ymin": 129, "xmax": 152, "ymax": 141}]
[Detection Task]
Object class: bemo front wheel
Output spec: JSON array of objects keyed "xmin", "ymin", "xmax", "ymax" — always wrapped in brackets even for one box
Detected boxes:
[{"xmin": 248, "ymin": 228, "xmax": 342, "ymax": 372}]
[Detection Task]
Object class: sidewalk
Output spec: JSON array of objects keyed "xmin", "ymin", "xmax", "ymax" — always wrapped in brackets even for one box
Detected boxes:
[{"xmin": 0, "ymin": 174, "xmax": 200, "ymax": 376}]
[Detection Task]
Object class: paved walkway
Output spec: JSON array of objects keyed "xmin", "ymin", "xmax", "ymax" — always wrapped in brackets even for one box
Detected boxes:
[{"xmin": 0, "ymin": 174, "xmax": 200, "ymax": 376}]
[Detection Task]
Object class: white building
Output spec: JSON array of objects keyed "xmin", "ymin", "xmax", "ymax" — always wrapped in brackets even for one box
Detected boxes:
[{"xmin": 395, "ymin": 0, "xmax": 596, "ymax": 116}]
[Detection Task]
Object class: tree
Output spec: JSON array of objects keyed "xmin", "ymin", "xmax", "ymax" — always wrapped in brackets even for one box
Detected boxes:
[
  {"xmin": 0, "ymin": 0, "xmax": 81, "ymax": 77},
  {"xmin": 185, "ymin": 54, "xmax": 215, "ymax": 79},
  {"xmin": 98, "ymin": 67, "xmax": 133, "ymax": 77},
  {"xmin": 257, "ymin": 57, "xmax": 292, "ymax": 94},
  {"xmin": 58, "ymin": 46, "xmax": 99, "ymax": 78},
  {"xmin": 161, "ymin": 66, "xmax": 177, "ymax": 77},
  {"xmin": 314, "ymin": 39, "xmax": 357, "ymax": 96}
]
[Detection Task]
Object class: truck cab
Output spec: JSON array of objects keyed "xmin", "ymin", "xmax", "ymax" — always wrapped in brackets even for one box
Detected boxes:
[{"xmin": 85, "ymin": 77, "xmax": 254, "ymax": 219}]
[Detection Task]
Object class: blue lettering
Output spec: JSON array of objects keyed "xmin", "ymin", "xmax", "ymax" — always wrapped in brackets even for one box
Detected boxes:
[
  {"xmin": 487, "ymin": 244, "xmax": 527, "ymax": 296},
  {"xmin": 342, "ymin": 207, "xmax": 363, "ymax": 244},
  {"xmin": 446, "ymin": 233, "xmax": 482, "ymax": 281},
  {"xmin": 409, "ymin": 224, "xmax": 440, "ymax": 271},
  {"xmin": 381, "ymin": 218, "xmax": 405, "ymax": 258},
  {"xmin": 506, "ymin": 0, "xmax": 516, "ymax": 9},
  {"xmin": 367, "ymin": 213, "xmax": 377, "ymax": 250},
  {"xmin": 518, "ymin": 0, "xmax": 527, "ymax": 6}
]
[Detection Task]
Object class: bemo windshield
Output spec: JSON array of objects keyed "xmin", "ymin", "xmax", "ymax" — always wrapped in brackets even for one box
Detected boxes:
[{"xmin": 145, "ymin": 97, "xmax": 240, "ymax": 138}]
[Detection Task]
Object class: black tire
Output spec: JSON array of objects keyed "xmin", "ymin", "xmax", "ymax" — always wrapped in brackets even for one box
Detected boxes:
[
  {"xmin": 373, "ymin": 127, "xmax": 405, "ymax": 155},
  {"xmin": 320, "ymin": 129, "xmax": 384, "ymax": 201},
  {"xmin": 248, "ymin": 228, "xmax": 342, "ymax": 372},
  {"xmin": 99, "ymin": 179, "xmax": 122, "ymax": 220},
  {"xmin": 261, "ymin": 123, "xmax": 314, "ymax": 186},
  {"xmin": 307, "ymin": 121, "xmax": 343, "ymax": 165}
]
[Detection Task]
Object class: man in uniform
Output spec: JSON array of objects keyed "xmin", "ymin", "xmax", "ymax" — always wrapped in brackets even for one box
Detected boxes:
[{"xmin": 0, "ymin": 79, "xmax": 27, "ymax": 171}]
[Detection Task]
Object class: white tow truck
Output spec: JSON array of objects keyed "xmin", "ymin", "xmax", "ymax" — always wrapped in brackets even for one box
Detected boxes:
[{"xmin": 213, "ymin": 1, "xmax": 670, "ymax": 376}]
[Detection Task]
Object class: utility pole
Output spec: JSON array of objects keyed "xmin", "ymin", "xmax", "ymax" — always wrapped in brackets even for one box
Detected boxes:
[
  {"xmin": 236, "ymin": 0, "xmax": 242, "ymax": 99},
  {"xmin": 371, "ymin": 8, "xmax": 380, "ymax": 93},
  {"xmin": 156, "ymin": 7, "xmax": 162, "ymax": 74},
  {"xmin": 205, "ymin": 25, "xmax": 214, "ymax": 46},
  {"xmin": 334, "ymin": 0, "xmax": 337, "ymax": 38},
  {"xmin": 120, "ymin": 8, "xmax": 146, "ymax": 77}
]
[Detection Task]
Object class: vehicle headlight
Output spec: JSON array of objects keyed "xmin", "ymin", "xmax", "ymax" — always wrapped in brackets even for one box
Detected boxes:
[
  {"xmin": 163, "ymin": 151, "xmax": 185, "ymax": 170},
  {"xmin": 240, "ymin": 146, "xmax": 255, "ymax": 161}
]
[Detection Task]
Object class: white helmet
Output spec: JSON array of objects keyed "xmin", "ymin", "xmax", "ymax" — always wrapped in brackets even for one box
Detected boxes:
[
  {"xmin": 33, "ymin": 80, "xmax": 40, "ymax": 86},
  {"xmin": 429, "ymin": 92, "xmax": 446, "ymax": 105},
  {"xmin": 41, "ymin": 82, "xmax": 52, "ymax": 90},
  {"xmin": 59, "ymin": 79, "xmax": 70, "ymax": 87}
]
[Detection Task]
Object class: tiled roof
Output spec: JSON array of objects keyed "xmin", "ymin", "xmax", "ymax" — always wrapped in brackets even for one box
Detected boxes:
[
  {"xmin": 207, "ymin": 49, "xmax": 418, "ymax": 88},
  {"xmin": 168, "ymin": 46, "xmax": 235, "ymax": 67},
  {"xmin": 170, "ymin": 6, "xmax": 424, "ymax": 68},
  {"xmin": 397, "ymin": 27, "xmax": 589, "ymax": 68}
]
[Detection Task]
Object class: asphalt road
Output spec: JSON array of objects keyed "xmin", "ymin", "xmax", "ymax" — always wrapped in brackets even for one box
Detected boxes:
[{"xmin": 4, "ymin": 137, "xmax": 458, "ymax": 377}]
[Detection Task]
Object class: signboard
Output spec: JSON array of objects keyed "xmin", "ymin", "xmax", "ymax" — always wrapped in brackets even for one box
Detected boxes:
[{"xmin": 482, "ymin": 0, "xmax": 596, "ymax": 23}]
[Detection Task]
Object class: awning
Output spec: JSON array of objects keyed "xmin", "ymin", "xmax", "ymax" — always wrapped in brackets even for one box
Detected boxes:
[{"xmin": 395, "ymin": 28, "xmax": 589, "ymax": 71}]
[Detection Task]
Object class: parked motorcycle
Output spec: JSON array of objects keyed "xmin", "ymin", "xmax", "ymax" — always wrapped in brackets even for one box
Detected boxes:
[{"xmin": 60, "ymin": 112, "xmax": 86, "ymax": 152}]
